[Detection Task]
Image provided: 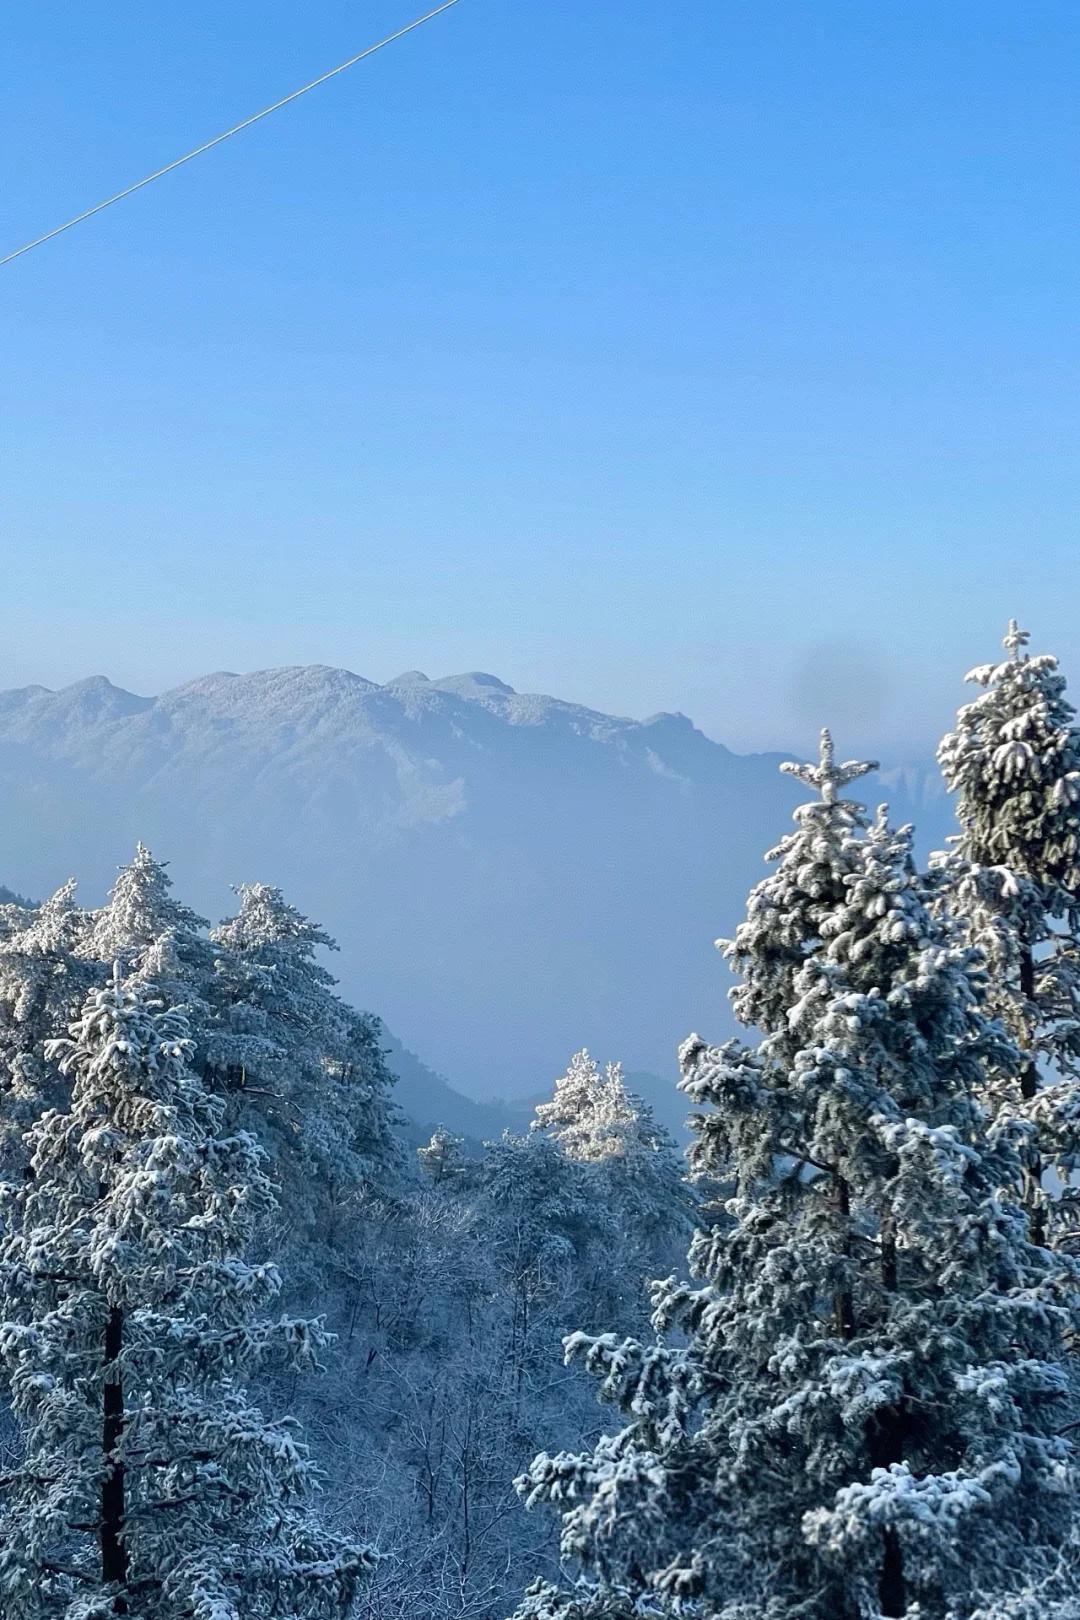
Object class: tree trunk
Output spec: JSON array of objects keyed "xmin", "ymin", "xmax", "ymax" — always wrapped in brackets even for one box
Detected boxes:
[
  {"xmin": 101, "ymin": 1303, "xmax": 129, "ymax": 1613},
  {"xmin": 1018, "ymin": 946, "xmax": 1047, "ymax": 1242},
  {"xmin": 1019, "ymin": 948, "xmax": 1038, "ymax": 1100},
  {"xmin": 879, "ymin": 1527, "xmax": 905, "ymax": 1617},
  {"xmin": 881, "ymin": 1211, "xmax": 898, "ymax": 1294},
  {"xmin": 833, "ymin": 1175, "xmax": 856, "ymax": 1340}
]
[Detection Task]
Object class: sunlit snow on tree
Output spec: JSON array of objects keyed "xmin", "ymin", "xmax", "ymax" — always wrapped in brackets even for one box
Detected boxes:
[
  {"xmin": 512, "ymin": 734, "xmax": 1080, "ymax": 1620},
  {"xmin": 0, "ymin": 970, "xmax": 371, "ymax": 1619},
  {"xmin": 933, "ymin": 622, "xmax": 1080, "ymax": 1247}
]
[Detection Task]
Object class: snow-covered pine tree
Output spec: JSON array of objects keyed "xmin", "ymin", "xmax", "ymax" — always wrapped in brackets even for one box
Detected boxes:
[
  {"xmin": 532, "ymin": 1050, "xmax": 649, "ymax": 1164},
  {"xmin": 0, "ymin": 968, "xmax": 371, "ymax": 1619},
  {"xmin": 417, "ymin": 1126, "xmax": 470, "ymax": 1187},
  {"xmin": 532, "ymin": 1050, "xmax": 689, "ymax": 1253},
  {"xmin": 0, "ymin": 880, "xmax": 97, "ymax": 1175},
  {"xmin": 0, "ymin": 849, "xmax": 213, "ymax": 1186},
  {"xmin": 935, "ymin": 621, "xmax": 1080, "ymax": 1239},
  {"xmin": 208, "ymin": 883, "xmax": 399, "ymax": 1292},
  {"xmin": 512, "ymin": 749, "xmax": 1080, "ymax": 1620},
  {"xmin": 85, "ymin": 844, "xmax": 217, "ymax": 1005},
  {"xmin": 723, "ymin": 727, "xmax": 878, "ymax": 1061},
  {"xmin": 478, "ymin": 1129, "xmax": 594, "ymax": 1309}
]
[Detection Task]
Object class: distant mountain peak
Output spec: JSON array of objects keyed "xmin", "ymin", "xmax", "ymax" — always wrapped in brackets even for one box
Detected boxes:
[
  {"xmin": 430, "ymin": 672, "xmax": 518, "ymax": 698},
  {"xmin": 643, "ymin": 711, "xmax": 696, "ymax": 730},
  {"xmin": 0, "ymin": 661, "xmax": 956, "ymax": 1101},
  {"xmin": 0, "ymin": 675, "xmax": 153, "ymax": 727}
]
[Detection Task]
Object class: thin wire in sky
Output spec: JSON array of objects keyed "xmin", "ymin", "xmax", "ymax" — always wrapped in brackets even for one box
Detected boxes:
[{"xmin": 0, "ymin": 0, "xmax": 462, "ymax": 270}]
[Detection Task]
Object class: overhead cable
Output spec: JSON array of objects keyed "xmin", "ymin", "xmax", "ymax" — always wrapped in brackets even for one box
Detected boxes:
[{"xmin": 1, "ymin": 0, "xmax": 461, "ymax": 269}]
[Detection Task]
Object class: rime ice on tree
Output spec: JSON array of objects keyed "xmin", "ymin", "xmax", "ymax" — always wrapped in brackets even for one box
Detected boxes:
[
  {"xmin": 209, "ymin": 883, "xmax": 399, "ymax": 1289},
  {"xmin": 723, "ymin": 727, "xmax": 877, "ymax": 1059},
  {"xmin": 935, "ymin": 622, "xmax": 1080, "ymax": 1241},
  {"xmin": 2, "ymin": 856, "xmax": 399, "ymax": 1303},
  {"xmin": 512, "ymin": 735, "xmax": 1080, "ymax": 1620},
  {"xmin": 0, "ymin": 970, "xmax": 371, "ymax": 1619},
  {"xmin": 0, "ymin": 881, "xmax": 96, "ymax": 1175},
  {"xmin": 532, "ymin": 1049, "xmax": 689, "ymax": 1250}
]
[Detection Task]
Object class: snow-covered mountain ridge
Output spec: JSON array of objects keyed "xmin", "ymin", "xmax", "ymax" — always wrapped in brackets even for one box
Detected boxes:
[{"xmin": 0, "ymin": 666, "xmax": 954, "ymax": 1099}]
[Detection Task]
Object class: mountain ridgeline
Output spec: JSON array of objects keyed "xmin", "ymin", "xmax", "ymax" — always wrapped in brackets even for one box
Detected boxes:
[{"xmin": 0, "ymin": 665, "xmax": 952, "ymax": 1102}]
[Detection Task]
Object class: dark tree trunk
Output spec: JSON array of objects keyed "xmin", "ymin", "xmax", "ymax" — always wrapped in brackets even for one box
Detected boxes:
[
  {"xmin": 101, "ymin": 1303, "xmax": 129, "ymax": 1613},
  {"xmin": 881, "ymin": 1212, "xmax": 898, "ymax": 1294},
  {"xmin": 1019, "ymin": 948, "xmax": 1039, "ymax": 1100},
  {"xmin": 879, "ymin": 1528, "xmax": 906, "ymax": 1617},
  {"xmin": 834, "ymin": 1175, "xmax": 856, "ymax": 1341},
  {"xmin": 1018, "ymin": 947, "xmax": 1046, "ymax": 1239}
]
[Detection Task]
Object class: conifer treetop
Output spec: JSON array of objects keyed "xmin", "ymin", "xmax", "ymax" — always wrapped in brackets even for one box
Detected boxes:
[
  {"xmin": 89, "ymin": 843, "xmax": 211, "ymax": 968},
  {"xmin": 780, "ymin": 727, "xmax": 879, "ymax": 805},
  {"xmin": 939, "ymin": 620, "xmax": 1080, "ymax": 901},
  {"xmin": 1003, "ymin": 617, "xmax": 1031, "ymax": 660},
  {"xmin": 723, "ymin": 730, "xmax": 880, "ymax": 1053},
  {"xmin": 532, "ymin": 1050, "xmax": 641, "ymax": 1164}
]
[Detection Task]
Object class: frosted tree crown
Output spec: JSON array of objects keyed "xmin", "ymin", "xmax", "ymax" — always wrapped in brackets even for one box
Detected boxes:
[{"xmin": 780, "ymin": 728, "xmax": 879, "ymax": 805}]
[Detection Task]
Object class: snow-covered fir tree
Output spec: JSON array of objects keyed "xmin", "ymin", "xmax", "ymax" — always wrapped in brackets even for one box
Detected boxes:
[
  {"xmin": 935, "ymin": 621, "xmax": 1080, "ymax": 1240},
  {"xmin": 417, "ymin": 1126, "xmax": 470, "ymax": 1187},
  {"xmin": 1, "ymin": 851, "xmax": 221, "ymax": 1180},
  {"xmin": 0, "ymin": 880, "xmax": 96, "ymax": 1174},
  {"xmin": 723, "ymin": 728, "xmax": 878, "ymax": 1060},
  {"xmin": 207, "ymin": 883, "xmax": 399, "ymax": 1291},
  {"xmin": 0, "ymin": 969, "xmax": 371, "ymax": 1619},
  {"xmin": 512, "ymin": 745, "xmax": 1080, "ymax": 1620},
  {"xmin": 532, "ymin": 1050, "xmax": 689, "ymax": 1252},
  {"xmin": 85, "ymin": 844, "xmax": 217, "ymax": 1007}
]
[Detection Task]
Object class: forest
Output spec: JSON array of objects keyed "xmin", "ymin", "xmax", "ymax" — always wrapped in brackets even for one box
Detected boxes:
[{"xmin": 2, "ymin": 619, "xmax": 1080, "ymax": 1620}]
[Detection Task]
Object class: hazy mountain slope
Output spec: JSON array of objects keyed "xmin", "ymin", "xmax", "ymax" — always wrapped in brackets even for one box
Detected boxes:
[
  {"xmin": 0, "ymin": 667, "xmax": 957, "ymax": 1098},
  {"xmin": 381, "ymin": 1030, "xmax": 522, "ymax": 1147}
]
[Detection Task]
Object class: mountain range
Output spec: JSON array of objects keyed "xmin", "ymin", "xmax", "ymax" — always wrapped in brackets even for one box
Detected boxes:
[{"xmin": 0, "ymin": 665, "xmax": 955, "ymax": 1111}]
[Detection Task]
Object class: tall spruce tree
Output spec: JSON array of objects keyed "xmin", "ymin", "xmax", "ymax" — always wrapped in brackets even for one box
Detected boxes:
[
  {"xmin": 935, "ymin": 621, "xmax": 1080, "ymax": 1240},
  {"xmin": 724, "ymin": 728, "xmax": 878, "ymax": 1057},
  {"xmin": 0, "ymin": 970, "xmax": 371, "ymax": 1619},
  {"xmin": 512, "ymin": 745, "xmax": 1080, "ymax": 1620}
]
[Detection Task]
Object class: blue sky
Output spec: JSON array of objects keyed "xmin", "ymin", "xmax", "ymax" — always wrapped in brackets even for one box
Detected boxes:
[{"xmin": 3, "ymin": 0, "xmax": 1079, "ymax": 757}]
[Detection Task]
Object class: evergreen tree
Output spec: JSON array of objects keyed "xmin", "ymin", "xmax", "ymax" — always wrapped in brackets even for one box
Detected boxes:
[
  {"xmin": 532, "ymin": 1050, "xmax": 689, "ymax": 1252},
  {"xmin": 935, "ymin": 621, "xmax": 1080, "ymax": 1238},
  {"xmin": 0, "ymin": 880, "xmax": 96, "ymax": 1174},
  {"xmin": 0, "ymin": 970, "xmax": 371, "ymax": 1618},
  {"xmin": 0, "ymin": 848, "xmax": 211, "ymax": 1184},
  {"xmin": 79, "ymin": 844, "xmax": 244, "ymax": 1096},
  {"xmin": 723, "ymin": 728, "xmax": 878, "ymax": 1059},
  {"xmin": 1, "ymin": 854, "xmax": 399, "ymax": 1300},
  {"xmin": 512, "ymin": 749, "xmax": 1080, "ymax": 1620},
  {"xmin": 208, "ymin": 883, "xmax": 399, "ymax": 1291},
  {"xmin": 478, "ymin": 1129, "xmax": 594, "ymax": 1312},
  {"xmin": 532, "ymin": 1050, "xmax": 649, "ymax": 1164},
  {"xmin": 417, "ymin": 1127, "xmax": 470, "ymax": 1188},
  {"xmin": 86, "ymin": 845, "xmax": 217, "ymax": 1007}
]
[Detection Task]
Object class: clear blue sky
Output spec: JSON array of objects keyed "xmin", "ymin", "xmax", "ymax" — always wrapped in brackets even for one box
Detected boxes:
[{"xmin": 3, "ymin": 0, "xmax": 1079, "ymax": 757}]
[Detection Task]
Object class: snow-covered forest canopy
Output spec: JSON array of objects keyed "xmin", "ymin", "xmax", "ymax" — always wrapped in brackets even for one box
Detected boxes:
[{"xmin": 2, "ymin": 621, "xmax": 1080, "ymax": 1619}]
